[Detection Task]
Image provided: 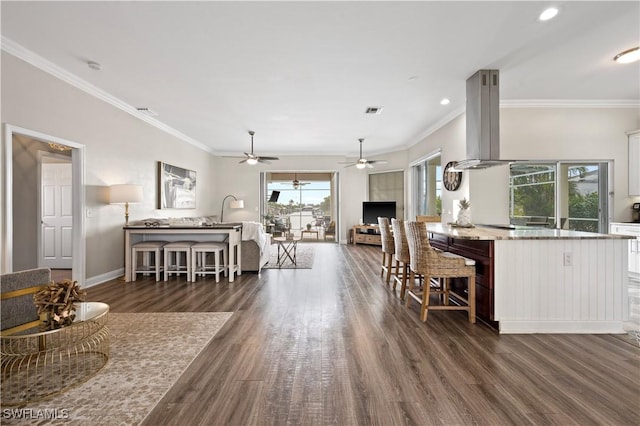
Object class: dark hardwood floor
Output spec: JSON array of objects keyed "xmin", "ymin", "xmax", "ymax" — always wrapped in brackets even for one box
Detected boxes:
[{"xmin": 87, "ymin": 243, "xmax": 640, "ymax": 425}]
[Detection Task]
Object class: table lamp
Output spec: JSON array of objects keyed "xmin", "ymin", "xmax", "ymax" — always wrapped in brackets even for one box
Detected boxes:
[{"xmin": 110, "ymin": 184, "xmax": 143, "ymax": 225}]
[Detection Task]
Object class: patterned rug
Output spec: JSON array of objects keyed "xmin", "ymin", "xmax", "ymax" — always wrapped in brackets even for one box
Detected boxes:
[
  {"xmin": 1, "ymin": 312, "xmax": 232, "ymax": 424},
  {"xmin": 263, "ymin": 242, "xmax": 315, "ymax": 269}
]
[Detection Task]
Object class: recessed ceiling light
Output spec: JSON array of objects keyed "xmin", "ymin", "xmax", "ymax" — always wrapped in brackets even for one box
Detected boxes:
[
  {"xmin": 539, "ymin": 7, "xmax": 559, "ymax": 21},
  {"xmin": 364, "ymin": 106, "xmax": 383, "ymax": 115},
  {"xmin": 614, "ymin": 47, "xmax": 640, "ymax": 64},
  {"xmin": 440, "ymin": 98, "xmax": 451, "ymax": 105},
  {"xmin": 87, "ymin": 60, "xmax": 101, "ymax": 71}
]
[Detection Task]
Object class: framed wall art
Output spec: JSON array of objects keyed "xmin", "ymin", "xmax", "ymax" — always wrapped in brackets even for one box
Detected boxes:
[{"xmin": 158, "ymin": 162, "xmax": 196, "ymax": 209}]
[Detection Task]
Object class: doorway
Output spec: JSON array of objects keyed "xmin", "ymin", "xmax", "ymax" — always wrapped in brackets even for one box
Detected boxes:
[{"xmin": 2, "ymin": 124, "xmax": 85, "ymax": 284}]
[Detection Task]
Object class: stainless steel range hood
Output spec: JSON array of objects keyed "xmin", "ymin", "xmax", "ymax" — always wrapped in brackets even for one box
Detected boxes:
[{"xmin": 455, "ymin": 69, "xmax": 510, "ymax": 170}]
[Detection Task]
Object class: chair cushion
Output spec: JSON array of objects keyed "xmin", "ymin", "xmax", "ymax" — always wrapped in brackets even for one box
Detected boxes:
[{"xmin": 440, "ymin": 251, "xmax": 476, "ymax": 266}]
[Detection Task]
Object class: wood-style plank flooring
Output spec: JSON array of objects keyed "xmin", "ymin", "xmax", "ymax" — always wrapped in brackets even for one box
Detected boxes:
[{"xmin": 87, "ymin": 243, "xmax": 640, "ymax": 425}]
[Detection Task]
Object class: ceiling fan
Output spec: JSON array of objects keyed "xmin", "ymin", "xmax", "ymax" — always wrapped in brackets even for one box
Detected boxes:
[
  {"xmin": 279, "ymin": 173, "xmax": 310, "ymax": 190},
  {"xmin": 239, "ymin": 131, "xmax": 279, "ymax": 165},
  {"xmin": 339, "ymin": 138, "xmax": 388, "ymax": 169}
]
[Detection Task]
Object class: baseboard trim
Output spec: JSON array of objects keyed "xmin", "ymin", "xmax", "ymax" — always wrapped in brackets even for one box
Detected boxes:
[
  {"xmin": 499, "ymin": 320, "xmax": 626, "ymax": 334},
  {"xmin": 84, "ymin": 268, "xmax": 124, "ymax": 288}
]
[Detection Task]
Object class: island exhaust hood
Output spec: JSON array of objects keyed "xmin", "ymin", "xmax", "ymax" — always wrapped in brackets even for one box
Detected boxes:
[{"xmin": 454, "ymin": 69, "xmax": 510, "ymax": 170}]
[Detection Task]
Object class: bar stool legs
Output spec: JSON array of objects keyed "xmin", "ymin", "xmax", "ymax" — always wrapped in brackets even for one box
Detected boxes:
[
  {"xmin": 191, "ymin": 242, "xmax": 227, "ymax": 283},
  {"xmin": 163, "ymin": 241, "xmax": 196, "ymax": 281},
  {"xmin": 131, "ymin": 241, "xmax": 166, "ymax": 282}
]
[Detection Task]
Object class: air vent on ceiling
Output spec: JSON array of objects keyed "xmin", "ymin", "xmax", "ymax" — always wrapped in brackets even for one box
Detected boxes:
[
  {"xmin": 364, "ymin": 106, "xmax": 383, "ymax": 114},
  {"xmin": 136, "ymin": 107, "xmax": 158, "ymax": 117}
]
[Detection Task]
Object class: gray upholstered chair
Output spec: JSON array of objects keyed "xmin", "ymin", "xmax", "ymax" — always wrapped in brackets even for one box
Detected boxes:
[{"xmin": 1, "ymin": 268, "xmax": 51, "ymax": 335}]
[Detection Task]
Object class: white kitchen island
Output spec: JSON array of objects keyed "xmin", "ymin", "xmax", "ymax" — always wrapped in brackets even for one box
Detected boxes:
[{"xmin": 426, "ymin": 224, "xmax": 631, "ymax": 334}]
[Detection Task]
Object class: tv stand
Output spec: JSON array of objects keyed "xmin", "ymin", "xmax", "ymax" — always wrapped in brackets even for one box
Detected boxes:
[{"xmin": 352, "ymin": 225, "xmax": 382, "ymax": 246}]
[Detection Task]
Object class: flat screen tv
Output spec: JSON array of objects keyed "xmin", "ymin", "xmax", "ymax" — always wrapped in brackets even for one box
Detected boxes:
[{"xmin": 362, "ymin": 201, "xmax": 396, "ymax": 225}]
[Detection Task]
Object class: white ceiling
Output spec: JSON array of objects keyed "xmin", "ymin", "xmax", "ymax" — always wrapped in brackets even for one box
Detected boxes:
[{"xmin": 2, "ymin": 1, "xmax": 638, "ymax": 158}]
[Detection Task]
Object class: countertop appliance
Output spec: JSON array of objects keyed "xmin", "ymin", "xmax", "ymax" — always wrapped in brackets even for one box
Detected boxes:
[{"xmin": 633, "ymin": 202, "xmax": 640, "ymax": 222}]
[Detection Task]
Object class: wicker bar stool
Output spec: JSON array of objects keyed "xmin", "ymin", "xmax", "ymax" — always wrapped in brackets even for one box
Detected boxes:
[
  {"xmin": 390, "ymin": 218, "xmax": 411, "ymax": 299},
  {"xmin": 191, "ymin": 242, "xmax": 227, "ymax": 283},
  {"xmin": 131, "ymin": 241, "xmax": 167, "ymax": 281},
  {"xmin": 163, "ymin": 241, "xmax": 196, "ymax": 281},
  {"xmin": 404, "ymin": 221, "xmax": 477, "ymax": 323},
  {"xmin": 378, "ymin": 217, "xmax": 396, "ymax": 286}
]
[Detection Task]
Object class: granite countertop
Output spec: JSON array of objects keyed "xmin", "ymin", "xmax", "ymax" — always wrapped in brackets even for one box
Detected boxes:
[{"xmin": 426, "ymin": 223, "xmax": 633, "ymax": 241}]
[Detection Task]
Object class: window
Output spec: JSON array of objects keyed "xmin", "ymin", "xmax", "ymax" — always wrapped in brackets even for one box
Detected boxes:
[
  {"xmin": 369, "ymin": 171, "xmax": 404, "ymax": 219},
  {"xmin": 510, "ymin": 162, "xmax": 608, "ymax": 232},
  {"xmin": 411, "ymin": 153, "xmax": 441, "ymax": 218}
]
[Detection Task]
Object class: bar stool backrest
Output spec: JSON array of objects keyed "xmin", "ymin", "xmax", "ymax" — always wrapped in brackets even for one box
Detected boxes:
[
  {"xmin": 391, "ymin": 218, "xmax": 410, "ymax": 263},
  {"xmin": 377, "ymin": 217, "xmax": 394, "ymax": 254}
]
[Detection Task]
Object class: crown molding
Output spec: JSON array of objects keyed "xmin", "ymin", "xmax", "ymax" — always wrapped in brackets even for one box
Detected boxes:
[
  {"xmin": 407, "ymin": 105, "xmax": 465, "ymax": 149},
  {"xmin": 500, "ymin": 99, "xmax": 640, "ymax": 108},
  {"xmin": 406, "ymin": 98, "xmax": 639, "ymax": 148},
  {"xmin": 1, "ymin": 36, "xmax": 213, "ymax": 154}
]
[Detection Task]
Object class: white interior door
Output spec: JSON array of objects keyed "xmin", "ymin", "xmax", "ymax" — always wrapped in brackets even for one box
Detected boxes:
[{"xmin": 40, "ymin": 162, "xmax": 73, "ymax": 268}]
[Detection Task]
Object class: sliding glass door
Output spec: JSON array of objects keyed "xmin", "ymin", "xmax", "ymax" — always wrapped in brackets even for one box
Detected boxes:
[
  {"xmin": 510, "ymin": 162, "xmax": 609, "ymax": 232},
  {"xmin": 261, "ymin": 172, "xmax": 337, "ymax": 241}
]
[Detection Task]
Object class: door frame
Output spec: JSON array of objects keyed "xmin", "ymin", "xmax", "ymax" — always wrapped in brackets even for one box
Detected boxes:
[{"xmin": 2, "ymin": 124, "xmax": 86, "ymax": 284}]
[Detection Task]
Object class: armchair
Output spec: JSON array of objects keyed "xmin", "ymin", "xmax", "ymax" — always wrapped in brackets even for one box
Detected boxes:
[{"xmin": 324, "ymin": 220, "xmax": 336, "ymax": 241}]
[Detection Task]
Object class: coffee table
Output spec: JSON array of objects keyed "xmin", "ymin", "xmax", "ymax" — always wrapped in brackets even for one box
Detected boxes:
[
  {"xmin": 273, "ymin": 237, "xmax": 301, "ymax": 267},
  {"xmin": 1, "ymin": 302, "xmax": 110, "ymax": 405}
]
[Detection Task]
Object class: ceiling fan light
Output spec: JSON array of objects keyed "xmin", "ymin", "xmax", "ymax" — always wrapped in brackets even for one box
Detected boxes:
[
  {"xmin": 356, "ymin": 162, "xmax": 367, "ymax": 169},
  {"xmin": 246, "ymin": 158, "xmax": 258, "ymax": 165},
  {"xmin": 614, "ymin": 47, "xmax": 640, "ymax": 64}
]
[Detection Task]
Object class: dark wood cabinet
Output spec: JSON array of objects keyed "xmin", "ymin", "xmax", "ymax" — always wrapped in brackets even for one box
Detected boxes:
[{"xmin": 428, "ymin": 233, "xmax": 498, "ymax": 330}]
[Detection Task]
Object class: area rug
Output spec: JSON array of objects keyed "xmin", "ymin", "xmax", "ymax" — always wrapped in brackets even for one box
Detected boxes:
[
  {"xmin": 1, "ymin": 312, "xmax": 232, "ymax": 425},
  {"xmin": 263, "ymin": 243, "xmax": 315, "ymax": 269}
]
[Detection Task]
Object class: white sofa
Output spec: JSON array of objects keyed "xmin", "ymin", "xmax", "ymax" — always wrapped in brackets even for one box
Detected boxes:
[{"xmin": 241, "ymin": 222, "xmax": 271, "ymax": 273}]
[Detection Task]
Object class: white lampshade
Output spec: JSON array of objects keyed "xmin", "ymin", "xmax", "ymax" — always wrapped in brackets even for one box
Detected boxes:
[
  {"xmin": 230, "ymin": 199, "xmax": 244, "ymax": 209},
  {"xmin": 110, "ymin": 184, "xmax": 143, "ymax": 204}
]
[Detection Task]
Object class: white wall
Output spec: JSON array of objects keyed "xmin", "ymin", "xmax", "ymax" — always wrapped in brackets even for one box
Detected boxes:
[
  {"xmin": 1, "ymin": 52, "xmax": 217, "ymax": 281},
  {"xmin": 407, "ymin": 108, "xmax": 639, "ymax": 224},
  {"xmin": 212, "ymin": 150, "xmax": 408, "ymax": 243}
]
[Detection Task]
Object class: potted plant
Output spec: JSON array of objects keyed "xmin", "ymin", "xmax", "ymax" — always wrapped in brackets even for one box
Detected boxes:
[
  {"xmin": 456, "ymin": 198, "xmax": 472, "ymax": 227},
  {"xmin": 306, "ymin": 223, "xmax": 312, "ymax": 231}
]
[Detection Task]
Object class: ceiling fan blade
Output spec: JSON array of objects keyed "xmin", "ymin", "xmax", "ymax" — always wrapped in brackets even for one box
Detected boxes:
[
  {"xmin": 338, "ymin": 161, "xmax": 356, "ymax": 164},
  {"xmin": 239, "ymin": 159, "xmax": 248, "ymax": 164},
  {"xmin": 366, "ymin": 163, "xmax": 374, "ymax": 168},
  {"xmin": 367, "ymin": 160, "xmax": 388, "ymax": 165},
  {"xmin": 257, "ymin": 159, "xmax": 272, "ymax": 164},
  {"xmin": 258, "ymin": 156, "xmax": 279, "ymax": 161},
  {"xmin": 341, "ymin": 163, "xmax": 356, "ymax": 168}
]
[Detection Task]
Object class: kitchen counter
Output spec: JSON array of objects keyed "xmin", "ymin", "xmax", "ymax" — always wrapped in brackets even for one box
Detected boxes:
[
  {"xmin": 426, "ymin": 223, "xmax": 632, "ymax": 240},
  {"xmin": 425, "ymin": 223, "xmax": 629, "ymax": 334}
]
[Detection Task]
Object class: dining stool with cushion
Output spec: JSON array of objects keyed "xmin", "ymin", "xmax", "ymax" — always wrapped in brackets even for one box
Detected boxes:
[
  {"xmin": 191, "ymin": 242, "xmax": 227, "ymax": 283},
  {"xmin": 132, "ymin": 241, "xmax": 167, "ymax": 282},
  {"xmin": 404, "ymin": 221, "xmax": 477, "ymax": 323},
  {"xmin": 163, "ymin": 241, "xmax": 196, "ymax": 281},
  {"xmin": 378, "ymin": 217, "xmax": 396, "ymax": 287}
]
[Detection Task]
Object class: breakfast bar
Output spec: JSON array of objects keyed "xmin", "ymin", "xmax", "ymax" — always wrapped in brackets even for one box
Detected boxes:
[
  {"xmin": 123, "ymin": 224, "xmax": 242, "ymax": 282},
  {"xmin": 426, "ymin": 224, "xmax": 631, "ymax": 334}
]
